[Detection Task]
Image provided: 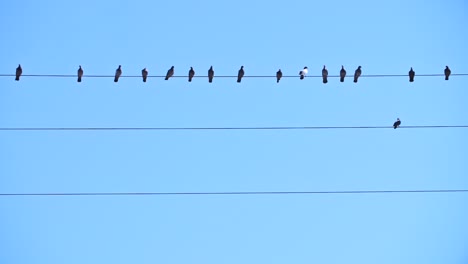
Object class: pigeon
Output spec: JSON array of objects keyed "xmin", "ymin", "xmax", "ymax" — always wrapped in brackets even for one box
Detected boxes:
[
  {"xmin": 353, "ymin": 66, "xmax": 361, "ymax": 83},
  {"xmin": 15, "ymin": 64, "xmax": 22, "ymax": 81},
  {"xmin": 237, "ymin": 66, "xmax": 244, "ymax": 83},
  {"xmin": 444, "ymin": 66, "xmax": 451, "ymax": 80},
  {"xmin": 114, "ymin": 65, "xmax": 122, "ymax": 82},
  {"xmin": 299, "ymin": 66, "xmax": 308, "ymax": 80},
  {"xmin": 142, "ymin": 68, "xmax": 148, "ymax": 82},
  {"xmin": 77, "ymin": 65, "xmax": 83, "ymax": 82},
  {"xmin": 188, "ymin": 67, "xmax": 195, "ymax": 82},
  {"xmin": 208, "ymin": 66, "xmax": 214, "ymax": 83},
  {"xmin": 340, "ymin": 65, "xmax": 346, "ymax": 82},
  {"xmin": 322, "ymin": 65, "xmax": 328, "ymax": 84},
  {"xmin": 393, "ymin": 118, "xmax": 401, "ymax": 129},
  {"xmin": 276, "ymin": 69, "xmax": 282, "ymax": 83},
  {"xmin": 165, "ymin": 66, "xmax": 174, "ymax": 80},
  {"xmin": 408, "ymin": 67, "xmax": 415, "ymax": 82}
]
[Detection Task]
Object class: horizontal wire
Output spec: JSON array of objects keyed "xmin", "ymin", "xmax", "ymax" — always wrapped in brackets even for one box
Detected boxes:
[
  {"xmin": 1, "ymin": 189, "xmax": 468, "ymax": 197},
  {"xmin": 0, "ymin": 125, "xmax": 467, "ymax": 131},
  {"xmin": 1, "ymin": 74, "xmax": 467, "ymax": 78}
]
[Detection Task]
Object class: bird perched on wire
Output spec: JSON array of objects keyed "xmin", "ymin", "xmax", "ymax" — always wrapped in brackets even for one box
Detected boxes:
[
  {"xmin": 353, "ymin": 66, "xmax": 362, "ymax": 83},
  {"xmin": 322, "ymin": 65, "xmax": 328, "ymax": 84},
  {"xmin": 276, "ymin": 69, "xmax": 282, "ymax": 83},
  {"xmin": 165, "ymin": 66, "xmax": 174, "ymax": 80},
  {"xmin": 208, "ymin": 66, "xmax": 214, "ymax": 83},
  {"xmin": 114, "ymin": 65, "xmax": 122, "ymax": 82},
  {"xmin": 15, "ymin": 64, "xmax": 22, "ymax": 81},
  {"xmin": 237, "ymin": 66, "xmax": 244, "ymax": 83},
  {"xmin": 299, "ymin": 67, "xmax": 308, "ymax": 80},
  {"xmin": 409, "ymin": 67, "xmax": 415, "ymax": 82},
  {"xmin": 188, "ymin": 67, "xmax": 195, "ymax": 82},
  {"xmin": 77, "ymin": 65, "xmax": 83, "ymax": 82},
  {"xmin": 444, "ymin": 66, "xmax": 451, "ymax": 80},
  {"xmin": 340, "ymin": 65, "xmax": 346, "ymax": 82},
  {"xmin": 142, "ymin": 68, "xmax": 148, "ymax": 82},
  {"xmin": 393, "ymin": 118, "xmax": 401, "ymax": 129}
]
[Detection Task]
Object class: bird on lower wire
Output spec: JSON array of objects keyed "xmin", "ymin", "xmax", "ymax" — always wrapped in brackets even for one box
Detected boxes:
[
  {"xmin": 276, "ymin": 69, "xmax": 282, "ymax": 83},
  {"xmin": 15, "ymin": 64, "xmax": 22, "ymax": 81},
  {"xmin": 77, "ymin": 65, "xmax": 83, "ymax": 82},
  {"xmin": 299, "ymin": 66, "xmax": 308, "ymax": 80},
  {"xmin": 208, "ymin": 66, "xmax": 214, "ymax": 83},
  {"xmin": 353, "ymin": 66, "xmax": 361, "ymax": 83},
  {"xmin": 340, "ymin": 65, "xmax": 346, "ymax": 82},
  {"xmin": 322, "ymin": 65, "xmax": 328, "ymax": 84},
  {"xmin": 114, "ymin": 65, "xmax": 122, "ymax": 82},
  {"xmin": 165, "ymin": 66, "xmax": 174, "ymax": 80},
  {"xmin": 444, "ymin": 66, "xmax": 451, "ymax": 80},
  {"xmin": 142, "ymin": 68, "xmax": 148, "ymax": 82},
  {"xmin": 393, "ymin": 118, "xmax": 401, "ymax": 129},
  {"xmin": 237, "ymin": 66, "xmax": 244, "ymax": 83},
  {"xmin": 409, "ymin": 67, "xmax": 415, "ymax": 82},
  {"xmin": 188, "ymin": 67, "xmax": 195, "ymax": 82}
]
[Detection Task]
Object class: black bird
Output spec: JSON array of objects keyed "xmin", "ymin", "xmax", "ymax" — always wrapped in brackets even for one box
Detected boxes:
[
  {"xmin": 408, "ymin": 67, "xmax": 415, "ymax": 82},
  {"xmin": 299, "ymin": 66, "xmax": 308, "ymax": 80},
  {"xmin": 237, "ymin": 66, "xmax": 244, "ymax": 83},
  {"xmin": 142, "ymin": 68, "xmax": 148, "ymax": 82},
  {"xmin": 393, "ymin": 118, "xmax": 401, "ymax": 129},
  {"xmin": 444, "ymin": 66, "xmax": 451, "ymax": 80},
  {"xmin": 340, "ymin": 65, "xmax": 346, "ymax": 82},
  {"xmin": 165, "ymin": 66, "xmax": 174, "ymax": 80},
  {"xmin": 276, "ymin": 69, "xmax": 282, "ymax": 83},
  {"xmin": 353, "ymin": 66, "xmax": 361, "ymax": 83},
  {"xmin": 208, "ymin": 66, "xmax": 214, "ymax": 83},
  {"xmin": 114, "ymin": 65, "xmax": 122, "ymax": 82},
  {"xmin": 77, "ymin": 65, "xmax": 83, "ymax": 82},
  {"xmin": 15, "ymin": 64, "xmax": 22, "ymax": 81},
  {"xmin": 188, "ymin": 67, "xmax": 195, "ymax": 82},
  {"xmin": 322, "ymin": 65, "xmax": 328, "ymax": 84}
]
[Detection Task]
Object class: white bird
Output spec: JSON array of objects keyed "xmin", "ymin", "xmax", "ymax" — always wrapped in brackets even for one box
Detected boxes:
[{"xmin": 299, "ymin": 66, "xmax": 308, "ymax": 80}]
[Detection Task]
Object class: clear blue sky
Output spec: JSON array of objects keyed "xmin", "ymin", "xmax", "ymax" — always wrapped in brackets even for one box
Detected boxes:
[{"xmin": 1, "ymin": 0, "xmax": 467, "ymax": 263}]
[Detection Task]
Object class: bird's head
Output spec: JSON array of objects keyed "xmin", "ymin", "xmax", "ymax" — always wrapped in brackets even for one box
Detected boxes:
[
  {"xmin": 397, "ymin": 118, "xmax": 400, "ymax": 121},
  {"xmin": 358, "ymin": 66, "xmax": 361, "ymax": 69},
  {"xmin": 171, "ymin": 66, "xmax": 174, "ymax": 69},
  {"xmin": 323, "ymin": 65, "xmax": 326, "ymax": 69},
  {"xmin": 304, "ymin": 66, "xmax": 308, "ymax": 69},
  {"xmin": 190, "ymin": 67, "xmax": 193, "ymax": 70},
  {"xmin": 79, "ymin": 65, "xmax": 81, "ymax": 68},
  {"xmin": 446, "ymin": 66, "xmax": 449, "ymax": 69},
  {"xmin": 241, "ymin": 66, "xmax": 244, "ymax": 69},
  {"xmin": 118, "ymin": 65, "xmax": 121, "ymax": 68},
  {"xmin": 341, "ymin": 65, "xmax": 344, "ymax": 69}
]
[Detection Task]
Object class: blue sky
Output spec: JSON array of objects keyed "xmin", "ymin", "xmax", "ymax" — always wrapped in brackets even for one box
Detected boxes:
[{"xmin": 1, "ymin": 0, "xmax": 467, "ymax": 263}]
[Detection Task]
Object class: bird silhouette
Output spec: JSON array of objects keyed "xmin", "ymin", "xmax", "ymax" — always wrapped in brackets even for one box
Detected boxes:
[
  {"xmin": 237, "ymin": 66, "xmax": 244, "ymax": 83},
  {"xmin": 408, "ymin": 67, "xmax": 415, "ymax": 82},
  {"xmin": 299, "ymin": 67, "xmax": 308, "ymax": 80},
  {"xmin": 444, "ymin": 66, "xmax": 451, "ymax": 80},
  {"xmin": 393, "ymin": 118, "xmax": 401, "ymax": 129},
  {"xmin": 188, "ymin": 67, "xmax": 195, "ymax": 82},
  {"xmin": 340, "ymin": 65, "xmax": 346, "ymax": 82},
  {"xmin": 77, "ymin": 65, "xmax": 83, "ymax": 82},
  {"xmin": 208, "ymin": 66, "xmax": 214, "ymax": 83},
  {"xmin": 322, "ymin": 65, "xmax": 328, "ymax": 84},
  {"xmin": 142, "ymin": 68, "xmax": 148, "ymax": 82},
  {"xmin": 114, "ymin": 65, "xmax": 122, "ymax": 82},
  {"xmin": 353, "ymin": 66, "xmax": 361, "ymax": 83},
  {"xmin": 276, "ymin": 69, "xmax": 282, "ymax": 83},
  {"xmin": 15, "ymin": 64, "xmax": 22, "ymax": 81},
  {"xmin": 165, "ymin": 66, "xmax": 174, "ymax": 80}
]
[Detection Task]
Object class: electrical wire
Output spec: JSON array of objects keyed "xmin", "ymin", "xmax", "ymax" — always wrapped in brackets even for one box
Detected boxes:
[
  {"xmin": 1, "ymin": 189, "xmax": 467, "ymax": 197},
  {"xmin": 0, "ymin": 125, "xmax": 467, "ymax": 131}
]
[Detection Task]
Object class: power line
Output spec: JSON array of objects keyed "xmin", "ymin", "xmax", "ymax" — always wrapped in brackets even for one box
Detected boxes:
[
  {"xmin": 1, "ymin": 189, "xmax": 467, "ymax": 197},
  {"xmin": 1, "ymin": 73, "xmax": 468, "ymax": 78},
  {"xmin": 0, "ymin": 125, "xmax": 467, "ymax": 131}
]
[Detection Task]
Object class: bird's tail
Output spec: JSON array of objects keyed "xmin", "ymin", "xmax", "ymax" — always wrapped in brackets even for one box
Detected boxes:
[
  {"xmin": 340, "ymin": 77, "xmax": 344, "ymax": 82},
  {"xmin": 237, "ymin": 78, "xmax": 241, "ymax": 83},
  {"xmin": 165, "ymin": 77, "xmax": 169, "ymax": 80},
  {"xmin": 114, "ymin": 77, "xmax": 119, "ymax": 82},
  {"xmin": 15, "ymin": 77, "xmax": 19, "ymax": 81},
  {"xmin": 300, "ymin": 75, "xmax": 304, "ymax": 80},
  {"xmin": 143, "ymin": 78, "xmax": 147, "ymax": 82},
  {"xmin": 323, "ymin": 78, "xmax": 328, "ymax": 84},
  {"xmin": 189, "ymin": 77, "xmax": 192, "ymax": 82},
  {"xmin": 445, "ymin": 76, "xmax": 449, "ymax": 80},
  {"xmin": 209, "ymin": 78, "xmax": 213, "ymax": 83},
  {"xmin": 77, "ymin": 77, "xmax": 82, "ymax": 82},
  {"xmin": 277, "ymin": 79, "xmax": 280, "ymax": 83},
  {"xmin": 353, "ymin": 78, "xmax": 358, "ymax": 83},
  {"xmin": 410, "ymin": 78, "xmax": 414, "ymax": 82}
]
